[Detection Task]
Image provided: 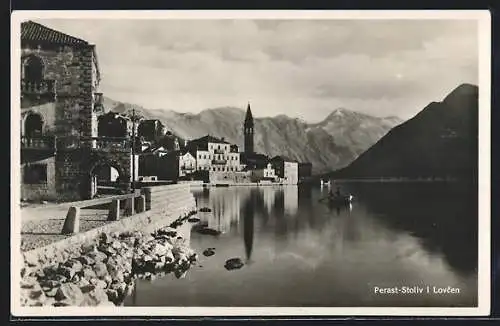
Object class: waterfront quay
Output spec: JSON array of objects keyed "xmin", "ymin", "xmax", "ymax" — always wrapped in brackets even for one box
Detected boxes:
[{"xmin": 19, "ymin": 182, "xmax": 199, "ymax": 307}]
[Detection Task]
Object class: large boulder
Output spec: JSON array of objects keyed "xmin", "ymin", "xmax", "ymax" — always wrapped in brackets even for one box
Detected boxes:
[
  {"xmin": 80, "ymin": 287, "xmax": 114, "ymax": 306},
  {"xmin": 55, "ymin": 283, "xmax": 84, "ymax": 305}
]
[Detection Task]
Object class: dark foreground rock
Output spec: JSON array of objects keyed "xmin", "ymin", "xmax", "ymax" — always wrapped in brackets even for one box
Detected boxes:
[
  {"xmin": 202, "ymin": 248, "xmax": 215, "ymax": 257},
  {"xmin": 224, "ymin": 258, "xmax": 244, "ymax": 271},
  {"xmin": 187, "ymin": 217, "xmax": 201, "ymax": 223},
  {"xmin": 20, "ymin": 227, "xmax": 198, "ymax": 307},
  {"xmin": 195, "ymin": 227, "xmax": 221, "ymax": 236},
  {"xmin": 199, "ymin": 207, "xmax": 212, "ymax": 213}
]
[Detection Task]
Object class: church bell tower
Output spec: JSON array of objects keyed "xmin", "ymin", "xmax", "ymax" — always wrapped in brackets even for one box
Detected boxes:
[{"xmin": 244, "ymin": 102, "xmax": 254, "ymax": 154}]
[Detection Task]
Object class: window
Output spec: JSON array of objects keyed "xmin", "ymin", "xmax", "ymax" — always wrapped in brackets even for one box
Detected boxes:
[
  {"xmin": 24, "ymin": 55, "xmax": 44, "ymax": 82},
  {"xmin": 23, "ymin": 164, "xmax": 47, "ymax": 184},
  {"xmin": 24, "ymin": 113, "xmax": 43, "ymax": 138}
]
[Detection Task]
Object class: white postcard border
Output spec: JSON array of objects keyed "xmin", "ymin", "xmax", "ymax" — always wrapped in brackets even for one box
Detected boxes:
[{"xmin": 10, "ymin": 9, "xmax": 492, "ymax": 317}]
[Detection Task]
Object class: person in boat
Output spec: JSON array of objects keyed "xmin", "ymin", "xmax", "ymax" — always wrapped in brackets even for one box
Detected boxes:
[{"xmin": 335, "ymin": 186, "xmax": 341, "ymax": 197}]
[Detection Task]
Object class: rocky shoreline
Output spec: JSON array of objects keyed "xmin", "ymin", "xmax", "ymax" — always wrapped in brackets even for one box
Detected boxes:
[{"xmin": 20, "ymin": 221, "xmax": 198, "ymax": 307}]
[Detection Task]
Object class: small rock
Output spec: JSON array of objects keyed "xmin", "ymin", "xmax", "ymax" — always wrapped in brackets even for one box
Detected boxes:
[
  {"xmin": 93, "ymin": 262, "xmax": 108, "ymax": 279},
  {"xmin": 20, "ymin": 279, "xmax": 36, "ymax": 289},
  {"xmin": 55, "ymin": 283, "xmax": 84, "ymax": 305},
  {"xmin": 196, "ymin": 227, "xmax": 221, "ymax": 236},
  {"xmin": 99, "ymin": 233, "xmax": 112, "ymax": 244},
  {"xmin": 81, "ymin": 267, "xmax": 97, "ymax": 280},
  {"xmin": 80, "ymin": 287, "xmax": 113, "ymax": 306},
  {"xmin": 155, "ymin": 227, "xmax": 177, "ymax": 238},
  {"xmin": 90, "ymin": 278, "xmax": 108, "ymax": 289},
  {"xmin": 58, "ymin": 266, "xmax": 76, "ymax": 280},
  {"xmin": 87, "ymin": 250, "xmax": 107, "ymax": 262},
  {"xmin": 24, "ymin": 254, "xmax": 39, "ymax": 267},
  {"xmin": 53, "ymin": 300, "xmax": 72, "ymax": 307},
  {"xmin": 35, "ymin": 269, "xmax": 45, "ymax": 279},
  {"xmin": 199, "ymin": 207, "xmax": 211, "ymax": 213},
  {"xmin": 77, "ymin": 278, "xmax": 91, "ymax": 288},
  {"xmin": 53, "ymin": 274, "xmax": 67, "ymax": 283},
  {"xmin": 40, "ymin": 279, "xmax": 60, "ymax": 288},
  {"xmin": 202, "ymin": 248, "xmax": 215, "ymax": 257},
  {"xmin": 64, "ymin": 259, "xmax": 83, "ymax": 273},
  {"xmin": 79, "ymin": 284, "xmax": 96, "ymax": 294},
  {"xmin": 45, "ymin": 288, "xmax": 58, "ymax": 297},
  {"xmin": 224, "ymin": 258, "xmax": 244, "ymax": 271},
  {"xmin": 98, "ymin": 245, "xmax": 117, "ymax": 257},
  {"xmin": 77, "ymin": 255, "xmax": 95, "ymax": 266},
  {"xmin": 80, "ymin": 242, "xmax": 96, "ymax": 254},
  {"xmin": 187, "ymin": 216, "xmax": 200, "ymax": 223},
  {"xmin": 103, "ymin": 274, "xmax": 113, "ymax": 286},
  {"xmin": 29, "ymin": 289, "xmax": 45, "ymax": 301},
  {"xmin": 110, "ymin": 240, "xmax": 122, "ymax": 250},
  {"xmin": 106, "ymin": 289, "xmax": 119, "ymax": 303}
]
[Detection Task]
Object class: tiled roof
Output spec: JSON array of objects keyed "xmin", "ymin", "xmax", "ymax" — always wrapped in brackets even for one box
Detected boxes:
[
  {"xmin": 190, "ymin": 135, "xmax": 230, "ymax": 146},
  {"xmin": 21, "ymin": 20, "xmax": 89, "ymax": 45},
  {"xmin": 271, "ymin": 155, "xmax": 298, "ymax": 163}
]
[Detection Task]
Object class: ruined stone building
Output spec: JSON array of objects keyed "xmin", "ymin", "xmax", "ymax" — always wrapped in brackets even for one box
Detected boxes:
[
  {"xmin": 137, "ymin": 119, "xmax": 166, "ymax": 142},
  {"xmin": 20, "ymin": 20, "xmax": 134, "ymax": 201}
]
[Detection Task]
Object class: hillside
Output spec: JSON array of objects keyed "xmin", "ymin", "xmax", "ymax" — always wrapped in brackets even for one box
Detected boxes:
[
  {"xmin": 102, "ymin": 97, "xmax": 402, "ymax": 173},
  {"xmin": 328, "ymin": 83, "xmax": 478, "ymax": 179}
]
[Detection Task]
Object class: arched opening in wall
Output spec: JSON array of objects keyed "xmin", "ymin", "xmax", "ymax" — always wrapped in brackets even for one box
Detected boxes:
[
  {"xmin": 23, "ymin": 55, "xmax": 44, "ymax": 82},
  {"xmin": 24, "ymin": 112, "xmax": 43, "ymax": 138},
  {"xmin": 90, "ymin": 162, "xmax": 123, "ymax": 198}
]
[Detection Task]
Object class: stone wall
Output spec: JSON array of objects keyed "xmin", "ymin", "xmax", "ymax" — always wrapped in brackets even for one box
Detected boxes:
[
  {"xmin": 21, "ymin": 44, "xmax": 99, "ymax": 138},
  {"xmin": 209, "ymin": 171, "xmax": 252, "ymax": 183},
  {"xmin": 141, "ymin": 183, "xmax": 197, "ymax": 214},
  {"xmin": 22, "ymin": 183, "xmax": 198, "ymax": 266},
  {"xmin": 21, "ymin": 156, "xmax": 57, "ymax": 201},
  {"xmin": 55, "ymin": 149, "xmax": 86, "ymax": 201},
  {"xmin": 55, "ymin": 149, "xmax": 132, "ymax": 201},
  {"xmin": 20, "ymin": 102, "xmax": 57, "ymax": 136}
]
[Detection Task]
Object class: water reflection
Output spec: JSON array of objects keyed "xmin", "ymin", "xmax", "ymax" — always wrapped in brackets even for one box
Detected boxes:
[
  {"xmin": 127, "ymin": 183, "xmax": 477, "ymax": 307},
  {"xmin": 242, "ymin": 190, "xmax": 255, "ymax": 263}
]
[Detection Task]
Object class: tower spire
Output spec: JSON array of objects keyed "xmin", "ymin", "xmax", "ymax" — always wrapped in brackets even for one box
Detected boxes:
[
  {"xmin": 244, "ymin": 101, "xmax": 254, "ymax": 154},
  {"xmin": 245, "ymin": 102, "xmax": 253, "ymax": 125}
]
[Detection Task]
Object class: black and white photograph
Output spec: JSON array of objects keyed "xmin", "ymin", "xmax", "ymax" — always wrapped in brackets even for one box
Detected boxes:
[{"xmin": 11, "ymin": 10, "xmax": 491, "ymax": 316}]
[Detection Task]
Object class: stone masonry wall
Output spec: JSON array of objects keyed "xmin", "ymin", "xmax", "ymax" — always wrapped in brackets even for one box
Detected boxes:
[
  {"xmin": 21, "ymin": 156, "xmax": 57, "ymax": 201},
  {"xmin": 23, "ymin": 183, "xmax": 197, "ymax": 267},
  {"xmin": 55, "ymin": 148, "xmax": 133, "ymax": 201},
  {"xmin": 21, "ymin": 44, "xmax": 98, "ymax": 138}
]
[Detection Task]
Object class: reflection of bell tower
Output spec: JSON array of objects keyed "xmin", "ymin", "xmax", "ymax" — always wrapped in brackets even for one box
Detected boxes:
[
  {"xmin": 244, "ymin": 102, "xmax": 254, "ymax": 154},
  {"xmin": 243, "ymin": 189, "xmax": 255, "ymax": 263}
]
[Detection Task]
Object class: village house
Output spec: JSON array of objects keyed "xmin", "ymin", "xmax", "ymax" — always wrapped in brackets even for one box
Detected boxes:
[
  {"xmin": 137, "ymin": 119, "xmax": 166, "ymax": 142},
  {"xmin": 250, "ymin": 162, "xmax": 277, "ymax": 183},
  {"xmin": 186, "ymin": 135, "xmax": 242, "ymax": 173},
  {"xmin": 20, "ymin": 20, "xmax": 137, "ymax": 201},
  {"xmin": 270, "ymin": 156, "xmax": 299, "ymax": 185},
  {"xmin": 178, "ymin": 148, "xmax": 197, "ymax": 178},
  {"xmin": 97, "ymin": 111, "xmax": 137, "ymax": 138},
  {"xmin": 298, "ymin": 162, "xmax": 313, "ymax": 180}
]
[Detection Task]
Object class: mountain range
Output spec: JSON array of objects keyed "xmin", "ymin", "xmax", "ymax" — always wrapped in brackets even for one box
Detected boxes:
[
  {"xmin": 328, "ymin": 83, "xmax": 478, "ymax": 180},
  {"xmin": 102, "ymin": 97, "xmax": 402, "ymax": 173}
]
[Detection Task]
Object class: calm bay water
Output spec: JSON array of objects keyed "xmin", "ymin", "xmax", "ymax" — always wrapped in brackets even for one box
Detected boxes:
[{"xmin": 124, "ymin": 182, "xmax": 478, "ymax": 307}]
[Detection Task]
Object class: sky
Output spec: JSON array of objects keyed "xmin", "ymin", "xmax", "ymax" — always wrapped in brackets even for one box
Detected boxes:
[{"xmin": 36, "ymin": 18, "xmax": 479, "ymax": 122}]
